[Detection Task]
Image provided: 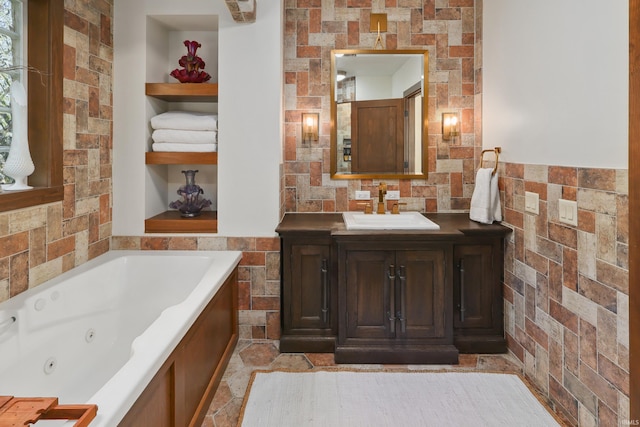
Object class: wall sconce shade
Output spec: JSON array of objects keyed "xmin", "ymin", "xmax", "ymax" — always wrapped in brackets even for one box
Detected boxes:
[
  {"xmin": 336, "ymin": 70, "xmax": 347, "ymax": 82},
  {"xmin": 442, "ymin": 112, "xmax": 460, "ymax": 142},
  {"xmin": 302, "ymin": 113, "xmax": 319, "ymax": 144}
]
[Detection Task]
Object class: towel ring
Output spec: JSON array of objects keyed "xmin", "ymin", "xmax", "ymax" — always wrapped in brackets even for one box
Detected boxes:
[{"xmin": 479, "ymin": 147, "xmax": 501, "ymax": 175}]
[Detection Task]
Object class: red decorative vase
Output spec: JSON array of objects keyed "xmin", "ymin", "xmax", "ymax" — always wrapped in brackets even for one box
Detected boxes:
[{"xmin": 170, "ymin": 40, "xmax": 211, "ymax": 83}]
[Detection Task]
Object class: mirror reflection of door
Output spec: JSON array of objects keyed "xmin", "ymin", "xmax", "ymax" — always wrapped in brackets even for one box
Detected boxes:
[
  {"xmin": 404, "ymin": 82, "xmax": 422, "ymax": 174},
  {"xmin": 351, "ymin": 98, "xmax": 404, "ymax": 173}
]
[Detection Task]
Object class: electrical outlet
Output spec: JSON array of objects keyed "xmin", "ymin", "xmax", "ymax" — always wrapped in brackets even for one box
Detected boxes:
[
  {"xmin": 559, "ymin": 198, "xmax": 578, "ymax": 226},
  {"xmin": 386, "ymin": 190, "xmax": 400, "ymax": 200},
  {"xmin": 525, "ymin": 191, "xmax": 539, "ymax": 215},
  {"xmin": 355, "ymin": 190, "xmax": 371, "ymax": 200}
]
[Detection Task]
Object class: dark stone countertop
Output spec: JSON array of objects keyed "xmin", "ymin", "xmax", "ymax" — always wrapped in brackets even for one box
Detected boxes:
[{"xmin": 276, "ymin": 212, "xmax": 511, "ymax": 238}]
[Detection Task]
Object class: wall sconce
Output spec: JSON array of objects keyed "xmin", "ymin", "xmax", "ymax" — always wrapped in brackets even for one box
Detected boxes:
[
  {"xmin": 336, "ymin": 70, "xmax": 347, "ymax": 82},
  {"xmin": 442, "ymin": 112, "xmax": 460, "ymax": 142},
  {"xmin": 302, "ymin": 113, "xmax": 319, "ymax": 144}
]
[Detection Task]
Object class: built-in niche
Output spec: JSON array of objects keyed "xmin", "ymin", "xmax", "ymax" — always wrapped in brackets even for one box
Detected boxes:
[{"xmin": 144, "ymin": 15, "xmax": 219, "ymax": 232}]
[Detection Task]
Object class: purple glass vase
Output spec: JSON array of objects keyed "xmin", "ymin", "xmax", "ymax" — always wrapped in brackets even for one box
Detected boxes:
[{"xmin": 169, "ymin": 170, "xmax": 212, "ymax": 217}]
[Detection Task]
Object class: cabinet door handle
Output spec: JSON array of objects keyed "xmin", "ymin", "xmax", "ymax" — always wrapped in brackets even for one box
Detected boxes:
[
  {"xmin": 387, "ymin": 264, "xmax": 396, "ymax": 334},
  {"xmin": 458, "ymin": 258, "xmax": 466, "ymax": 323},
  {"xmin": 397, "ymin": 265, "xmax": 406, "ymax": 334},
  {"xmin": 321, "ymin": 258, "xmax": 329, "ymax": 325}
]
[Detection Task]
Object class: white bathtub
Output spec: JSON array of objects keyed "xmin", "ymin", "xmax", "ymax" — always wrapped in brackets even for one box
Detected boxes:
[{"xmin": 0, "ymin": 250, "xmax": 242, "ymax": 426}]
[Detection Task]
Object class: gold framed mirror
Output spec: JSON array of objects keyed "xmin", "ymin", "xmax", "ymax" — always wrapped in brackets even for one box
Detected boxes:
[{"xmin": 330, "ymin": 49, "xmax": 429, "ymax": 180}]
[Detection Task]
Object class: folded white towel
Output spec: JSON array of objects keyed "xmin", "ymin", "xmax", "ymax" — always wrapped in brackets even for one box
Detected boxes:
[
  {"xmin": 150, "ymin": 111, "xmax": 218, "ymax": 131},
  {"xmin": 152, "ymin": 143, "xmax": 217, "ymax": 152},
  {"xmin": 470, "ymin": 168, "xmax": 501, "ymax": 224},
  {"xmin": 152, "ymin": 129, "xmax": 217, "ymax": 144}
]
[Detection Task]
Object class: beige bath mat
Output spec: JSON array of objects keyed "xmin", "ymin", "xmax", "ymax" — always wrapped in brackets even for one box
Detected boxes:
[{"xmin": 238, "ymin": 370, "xmax": 565, "ymax": 426}]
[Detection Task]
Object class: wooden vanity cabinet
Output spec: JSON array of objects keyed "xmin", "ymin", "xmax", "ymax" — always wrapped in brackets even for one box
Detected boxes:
[
  {"xmin": 334, "ymin": 239, "xmax": 458, "ymax": 364},
  {"xmin": 276, "ymin": 213, "xmax": 510, "ymax": 362},
  {"xmin": 453, "ymin": 239, "xmax": 507, "ymax": 353}
]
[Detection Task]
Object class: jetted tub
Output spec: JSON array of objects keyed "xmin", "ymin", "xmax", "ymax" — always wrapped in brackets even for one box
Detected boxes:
[{"xmin": 0, "ymin": 250, "xmax": 242, "ymax": 426}]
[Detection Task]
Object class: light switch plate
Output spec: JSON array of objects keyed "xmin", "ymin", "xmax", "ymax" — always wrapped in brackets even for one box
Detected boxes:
[
  {"xmin": 559, "ymin": 198, "xmax": 578, "ymax": 226},
  {"xmin": 355, "ymin": 190, "xmax": 371, "ymax": 200},
  {"xmin": 386, "ymin": 190, "xmax": 400, "ymax": 200},
  {"xmin": 525, "ymin": 191, "xmax": 539, "ymax": 215}
]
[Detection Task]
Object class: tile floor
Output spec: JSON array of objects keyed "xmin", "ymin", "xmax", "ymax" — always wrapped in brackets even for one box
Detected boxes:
[{"xmin": 201, "ymin": 340, "xmax": 526, "ymax": 427}]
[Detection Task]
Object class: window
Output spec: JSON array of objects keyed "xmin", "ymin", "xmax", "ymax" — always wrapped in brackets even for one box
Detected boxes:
[
  {"xmin": 0, "ymin": 0, "xmax": 63, "ymax": 212},
  {"xmin": 0, "ymin": 0, "xmax": 23, "ymax": 184}
]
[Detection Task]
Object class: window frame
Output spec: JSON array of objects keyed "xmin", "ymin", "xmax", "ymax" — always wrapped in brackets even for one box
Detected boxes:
[{"xmin": 0, "ymin": 0, "xmax": 63, "ymax": 212}]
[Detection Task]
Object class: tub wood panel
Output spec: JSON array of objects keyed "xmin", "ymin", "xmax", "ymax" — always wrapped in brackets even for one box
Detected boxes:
[
  {"xmin": 118, "ymin": 367, "xmax": 174, "ymax": 427},
  {"xmin": 184, "ymin": 270, "xmax": 237, "ymax": 427},
  {"xmin": 118, "ymin": 269, "xmax": 238, "ymax": 427}
]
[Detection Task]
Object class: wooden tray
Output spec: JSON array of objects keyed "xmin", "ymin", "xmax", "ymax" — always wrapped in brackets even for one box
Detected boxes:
[{"xmin": 0, "ymin": 396, "xmax": 97, "ymax": 427}]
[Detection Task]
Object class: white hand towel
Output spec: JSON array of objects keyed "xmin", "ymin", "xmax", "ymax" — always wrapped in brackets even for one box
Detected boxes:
[
  {"xmin": 150, "ymin": 111, "xmax": 218, "ymax": 131},
  {"xmin": 152, "ymin": 129, "xmax": 217, "ymax": 144},
  {"xmin": 470, "ymin": 168, "xmax": 500, "ymax": 224},
  {"xmin": 152, "ymin": 142, "xmax": 217, "ymax": 152},
  {"xmin": 490, "ymin": 171, "xmax": 502, "ymax": 222}
]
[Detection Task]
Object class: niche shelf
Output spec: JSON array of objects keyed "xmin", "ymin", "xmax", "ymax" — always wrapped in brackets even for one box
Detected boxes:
[
  {"xmin": 145, "ymin": 152, "xmax": 218, "ymax": 165},
  {"xmin": 145, "ymin": 210, "xmax": 218, "ymax": 234},
  {"xmin": 145, "ymin": 83, "xmax": 218, "ymax": 102}
]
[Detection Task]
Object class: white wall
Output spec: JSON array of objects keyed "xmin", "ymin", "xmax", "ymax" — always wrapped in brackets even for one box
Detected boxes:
[
  {"xmin": 113, "ymin": 0, "xmax": 283, "ymax": 236},
  {"xmin": 217, "ymin": 1, "xmax": 282, "ymax": 236},
  {"xmin": 391, "ymin": 56, "xmax": 422, "ymax": 98},
  {"xmin": 356, "ymin": 76, "xmax": 392, "ymax": 101},
  {"xmin": 483, "ymin": 0, "xmax": 628, "ymax": 168}
]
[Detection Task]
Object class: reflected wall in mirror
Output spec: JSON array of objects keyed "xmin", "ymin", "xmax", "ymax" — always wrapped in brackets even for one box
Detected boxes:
[{"xmin": 330, "ymin": 49, "xmax": 429, "ymax": 179}]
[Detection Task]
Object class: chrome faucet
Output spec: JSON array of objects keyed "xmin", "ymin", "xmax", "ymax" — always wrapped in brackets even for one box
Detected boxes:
[{"xmin": 377, "ymin": 182, "xmax": 387, "ymax": 214}]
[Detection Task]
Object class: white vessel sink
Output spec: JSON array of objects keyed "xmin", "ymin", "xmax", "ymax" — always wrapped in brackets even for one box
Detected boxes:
[{"xmin": 342, "ymin": 211, "xmax": 440, "ymax": 230}]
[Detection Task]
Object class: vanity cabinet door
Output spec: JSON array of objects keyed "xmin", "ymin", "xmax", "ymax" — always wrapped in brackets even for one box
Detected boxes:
[
  {"xmin": 453, "ymin": 244, "xmax": 494, "ymax": 329},
  {"xmin": 280, "ymin": 235, "xmax": 336, "ymax": 353},
  {"xmin": 452, "ymin": 241, "xmax": 506, "ymax": 353},
  {"xmin": 395, "ymin": 250, "xmax": 447, "ymax": 340},
  {"xmin": 344, "ymin": 250, "xmax": 395, "ymax": 340},
  {"xmin": 288, "ymin": 243, "xmax": 332, "ymax": 330},
  {"xmin": 343, "ymin": 249, "xmax": 446, "ymax": 341}
]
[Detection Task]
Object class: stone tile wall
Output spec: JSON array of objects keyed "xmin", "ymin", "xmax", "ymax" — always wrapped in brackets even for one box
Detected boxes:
[
  {"xmin": 111, "ymin": 236, "xmax": 282, "ymax": 341},
  {"xmin": 501, "ymin": 162, "xmax": 630, "ymax": 425},
  {"xmin": 0, "ymin": 0, "xmax": 113, "ymax": 303},
  {"xmin": 284, "ymin": 0, "xmax": 481, "ymax": 214}
]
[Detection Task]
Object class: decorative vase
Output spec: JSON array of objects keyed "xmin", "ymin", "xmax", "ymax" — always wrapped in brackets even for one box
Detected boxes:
[
  {"xmin": 170, "ymin": 40, "xmax": 212, "ymax": 83},
  {"xmin": 169, "ymin": 170, "xmax": 212, "ymax": 217},
  {"xmin": 4, "ymin": 81, "xmax": 35, "ymax": 190}
]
